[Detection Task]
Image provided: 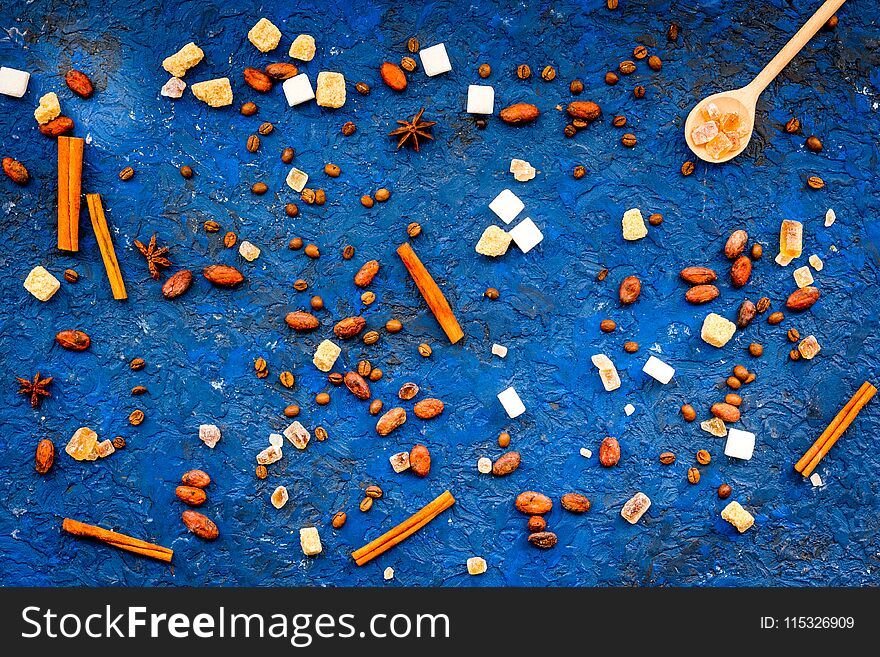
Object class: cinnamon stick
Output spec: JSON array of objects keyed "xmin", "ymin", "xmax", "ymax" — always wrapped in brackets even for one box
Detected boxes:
[
  {"xmin": 795, "ymin": 381, "xmax": 871, "ymax": 473},
  {"xmin": 396, "ymin": 243, "xmax": 464, "ymax": 344},
  {"xmin": 801, "ymin": 383, "xmax": 876, "ymax": 477},
  {"xmin": 85, "ymin": 193, "xmax": 128, "ymax": 300},
  {"xmin": 352, "ymin": 490, "xmax": 455, "ymax": 566},
  {"xmin": 58, "ymin": 136, "xmax": 84, "ymax": 252},
  {"xmin": 62, "ymin": 518, "xmax": 173, "ymax": 563}
]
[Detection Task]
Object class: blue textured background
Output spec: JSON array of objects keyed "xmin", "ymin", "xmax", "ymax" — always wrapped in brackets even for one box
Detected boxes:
[{"xmin": 1, "ymin": 0, "xmax": 878, "ymax": 587}]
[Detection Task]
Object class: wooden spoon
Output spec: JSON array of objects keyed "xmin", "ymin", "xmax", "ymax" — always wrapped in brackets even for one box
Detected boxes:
[{"xmin": 685, "ymin": 0, "xmax": 846, "ymax": 163}]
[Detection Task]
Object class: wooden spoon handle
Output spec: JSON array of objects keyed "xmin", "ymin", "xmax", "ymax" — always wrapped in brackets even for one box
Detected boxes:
[{"xmin": 748, "ymin": 0, "xmax": 846, "ymax": 96}]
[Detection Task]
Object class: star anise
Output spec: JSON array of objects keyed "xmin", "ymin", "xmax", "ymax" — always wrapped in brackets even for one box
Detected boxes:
[
  {"xmin": 388, "ymin": 107, "xmax": 436, "ymax": 152},
  {"xmin": 16, "ymin": 371, "xmax": 53, "ymax": 409},
  {"xmin": 133, "ymin": 233, "xmax": 171, "ymax": 280}
]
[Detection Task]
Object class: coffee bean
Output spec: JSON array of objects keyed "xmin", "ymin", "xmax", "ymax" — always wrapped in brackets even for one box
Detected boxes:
[
  {"xmin": 621, "ymin": 133, "xmax": 637, "ymax": 147},
  {"xmin": 129, "ymin": 409, "xmax": 145, "ymax": 426},
  {"xmin": 254, "ymin": 357, "xmax": 267, "ymax": 374},
  {"xmin": 289, "ymin": 237, "xmax": 303, "ymax": 250},
  {"xmin": 112, "ymin": 436, "xmax": 126, "ymax": 449},
  {"xmin": 283, "ymin": 405, "xmax": 300, "ymax": 418},
  {"xmin": 619, "ymin": 60, "xmax": 636, "ymax": 74},
  {"xmin": 130, "ymin": 357, "xmax": 146, "ymax": 371},
  {"xmin": 223, "ymin": 232, "xmax": 237, "ymax": 248},
  {"xmin": 293, "ymin": 279, "xmax": 308, "ymax": 292},
  {"xmin": 667, "ymin": 22, "xmax": 680, "ymax": 41},
  {"xmin": 687, "ymin": 467, "xmax": 700, "ymax": 484},
  {"xmin": 807, "ymin": 175, "xmax": 825, "ymax": 190},
  {"xmin": 597, "ymin": 268, "xmax": 608, "ymax": 281},
  {"xmin": 363, "ymin": 330, "xmax": 380, "ymax": 345},
  {"xmin": 681, "ymin": 161, "xmax": 695, "ymax": 176},
  {"xmin": 331, "ymin": 511, "xmax": 347, "ymax": 528},
  {"xmin": 498, "ymin": 431, "xmax": 511, "ymax": 448},
  {"xmin": 785, "ymin": 117, "xmax": 800, "ymax": 133},
  {"xmin": 485, "ymin": 287, "xmax": 500, "ymax": 300},
  {"xmin": 119, "ymin": 166, "xmax": 134, "ymax": 181},
  {"xmin": 204, "ymin": 220, "xmax": 220, "ymax": 233},
  {"xmin": 607, "ymin": 0, "xmax": 618, "ymax": 8},
  {"xmin": 564, "ymin": 124, "xmax": 577, "ymax": 138},
  {"xmin": 315, "ymin": 426, "xmax": 328, "ymax": 441},
  {"xmin": 717, "ymin": 483, "xmax": 732, "ymax": 499},
  {"xmin": 748, "ymin": 342, "xmax": 763, "ymax": 357},
  {"xmin": 327, "ymin": 372, "xmax": 343, "ymax": 386},
  {"xmin": 605, "ymin": 71, "xmax": 619, "ymax": 85},
  {"xmin": 541, "ymin": 65, "xmax": 556, "ymax": 81},
  {"xmin": 647, "ymin": 55, "xmax": 662, "ymax": 70},
  {"xmin": 633, "ymin": 85, "xmax": 646, "ymax": 99},
  {"xmin": 369, "ymin": 368, "xmax": 383, "ymax": 382},
  {"xmin": 600, "ymin": 319, "xmax": 616, "ymax": 333},
  {"xmin": 648, "ymin": 213, "xmax": 663, "ymax": 226},
  {"xmin": 301, "ymin": 188, "xmax": 316, "ymax": 204},
  {"xmin": 316, "ymin": 392, "xmax": 330, "ymax": 405},
  {"xmin": 63, "ymin": 268, "xmax": 79, "ymax": 283},
  {"xmin": 240, "ymin": 102, "xmax": 258, "ymax": 116},
  {"xmin": 790, "ymin": 348, "xmax": 801, "ymax": 361},
  {"xmin": 304, "ymin": 244, "xmax": 319, "ymax": 258},
  {"xmin": 768, "ymin": 311, "xmax": 784, "ymax": 325},
  {"xmin": 418, "ymin": 343, "xmax": 432, "ymax": 357},
  {"xmin": 478, "ymin": 63, "xmax": 491, "ymax": 78},
  {"xmin": 258, "ymin": 121, "xmax": 274, "ymax": 135},
  {"xmin": 681, "ymin": 404, "xmax": 696, "ymax": 422},
  {"xmin": 365, "ymin": 485, "xmax": 383, "ymax": 499},
  {"xmin": 696, "ymin": 450, "xmax": 711, "ymax": 465},
  {"xmin": 756, "ymin": 297, "xmax": 771, "ymax": 313},
  {"xmin": 570, "ymin": 79, "xmax": 584, "ymax": 94},
  {"xmin": 355, "ymin": 82, "xmax": 370, "ymax": 95},
  {"xmin": 787, "ymin": 328, "xmax": 800, "ymax": 342},
  {"xmin": 359, "ymin": 497, "xmax": 373, "ymax": 512},
  {"xmin": 247, "ymin": 135, "xmax": 260, "ymax": 152},
  {"xmin": 573, "ymin": 165, "xmax": 586, "ymax": 179},
  {"xmin": 180, "ymin": 165, "xmax": 193, "ymax": 178},
  {"xmin": 516, "ymin": 64, "xmax": 531, "ymax": 79},
  {"xmin": 407, "ymin": 37, "xmax": 420, "ymax": 53},
  {"xmin": 279, "ymin": 371, "xmax": 295, "ymax": 388},
  {"xmin": 623, "ymin": 341, "xmax": 638, "ymax": 353},
  {"xmin": 806, "ymin": 135, "xmax": 823, "ymax": 152},
  {"xmin": 400, "ymin": 56, "xmax": 417, "ymax": 72},
  {"xmin": 357, "ymin": 360, "xmax": 372, "ymax": 377},
  {"xmin": 612, "ymin": 115, "xmax": 627, "ymax": 127},
  {"xmin": 281, "ymin": 147, "xmax": 295, "ymax": 163},
  {"xmin": 256, "ymin": 465, "xmax": 268, "ymax": 479},
  {"xmin": 659, "ymin": 451, "xmax": 676, "ymax": 465},
  {"xmin": 633, "ymin": 45, "xmax": 648, "ymax": 60},
  {"xmin": 407, "ymin": 222, "xmax": 422, "ymax": 237},
  {"xmin": 251, "ymin": 181, "xmax": 268, "ymax": 195}
]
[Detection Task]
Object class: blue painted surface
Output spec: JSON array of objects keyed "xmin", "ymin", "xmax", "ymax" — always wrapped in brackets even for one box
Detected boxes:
[{"xmin": 1, "ymin": 0, "xmax": 878, "ymax": 587}]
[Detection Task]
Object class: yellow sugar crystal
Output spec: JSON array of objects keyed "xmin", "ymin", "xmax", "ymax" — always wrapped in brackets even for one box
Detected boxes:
[
  {"xmin": 475, "ymin": 225, "xmax": 511, "ymax": 257},
  {"xmin": 701, "ymin": 417, "xmax": 727, "ymax": 437},
  {"xmin": 775, "ymin": 252, "xmax": 793, "ymax": 267},
  {"xmin": 793, "ymin": 265, "xmax": 813, "ymax": 288},
  {"xmin": 289, "ymin": 34, "xmax": 316, "ymax": 61},
  {"xmin": 299, "ymin": 526, "xmax": 322, "ymax": 556},
  {"xmin": 24, "ymin": 266, "xmax": 61, "ymax": 301},
  {"xmin": 162, "ymin": 42, "xmax": 204, "ymax": 78},
  {"xmin": 808, "ymin": 254, "xmax": 823, "ymax": 271},
  {"xmin": 798, "ymin": 335, "xmax": 821, "ymax": 359},
  {"xmin": 467, "ymin": 557, "xmax": 487, "ymax": 575},
  {"xmin": 66, "ymin": 427, "xmax": 99, "ymax": 461},
  {"xmin": 622, "ymin": 208, "xmax": 647, "ymax": 241},
  {"xmin": 704, "ymin": 132, "xmax": 734, "ymax": 159},
  {"xmin": 191, "ymin": 78, "xmax": 233, "ymax": 108},
  {"xmin": 779, "ymin": 219, "xmax": 803, "ymax": 258},
  {"xmin": 248, "ymin": 18, "xmax": 282, "ymax": 53},
  {"xmin": 34, "ymin": 92, "xmax": 60, "ymax": 125},
  {"xmin": 700, "ymin": 312, "xmax": 736, "ymax": 348},
  {"xmin": 315, "ymin": 71, "xmax": 346, "ymax": 108},
  {"xmin": 721, "ymin": 501, "xmax": 754, "ymax": 533},
  {"xmin": 285, "ymin": 167, "xmax": 309, "ymax": 192},
  {"xmin": 598, "ymin": 367, "xmax": 621, "ymax": 392},
  {"xmin": 701, "ymin": 102, "xmax": 721, "ymax": 121},
  {"xmin": 691, "ymin": 120, "xmax": 719, "ymax": 145},
  {"xmin": 313, "ymin": 339, "xmax": 341, "ymax": 372},
  {"xmin": 238, "ymin": 240, "xmax": 261, "ymax": 262}
]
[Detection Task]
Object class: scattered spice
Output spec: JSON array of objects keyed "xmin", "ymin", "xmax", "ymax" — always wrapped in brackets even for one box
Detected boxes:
[
  {"xmin": 16, "ymin": 372, "xmax": 53, "ymax": 409},
  {"xmin": 388, "ymin": 107, "xmax": 436, "ymax": 151},
  {"xmin": 133, "ymin": 234, "xmax": 171, "ymax": 280}
]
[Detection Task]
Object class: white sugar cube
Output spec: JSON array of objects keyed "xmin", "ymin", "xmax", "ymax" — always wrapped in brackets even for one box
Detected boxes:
[
  {"xmin": 642, "ymin": 355, "xmax": 675, "ymax": 384},
  {"xmin": 466, "ymin": 84, "xmax": 494, "ymax": 114},
  {"xmin": 286, "ymin": 167, "xmax": 309, "ymax": 192},
  {"xmin": 491, "ymin": 343, "xmax": 508, "ymax": 358},
  {"xmin": 0, "ymin": 67, "xmax": 30, "ymax": 98},
  {"xmin": 808, "ymin": 254, "xmax": 824, "ymax": 271},
  {"xmin": 810, "ymin": 473, "xmax": 823, "ymax": 487},
  {"xmin": 579, "ymin": 448, "xmax": 592, "ymax": 458},
  {"xmin": 269, "ymin": 433, "xmax": 283, "ymax": 448},
  {"xmin": 283, "ymin": 74, "xmax": 315, "ymax": 106},
  {"xmin": 419, "ymin": 43, "xmax": 451, "ymax": 76},
  {"xmin": 497, "ymin": 387, "xmax": 525, "ymax": 418},
  {"xmin": 775, "ymin": 252, "xmax": 793, "ymax": 267},
  {"xmin": 724, "ymin": 428, "xmax": 755, "ymax": 460},
  {"xmin": 509, "ymin": 217, "xmax": 543, "ymax": 253},
  {"xmin": 824, "ymin": 208, "xmax": 836, "ymax": 227},
  {"xmin": 488, "ymin": 189, "xmax": 524, "ymax": 224},
  {"xmin": 624, "ymin": 403, "xmax": 635, "ymax": 416},
  {"xmin": 383, "ymin": 567, "xmax": 394, "ymax": 580}
]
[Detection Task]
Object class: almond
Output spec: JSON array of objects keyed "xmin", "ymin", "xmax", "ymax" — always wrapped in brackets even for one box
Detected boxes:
[
  {"xmin": 176, "ymin": 485, "xmax": 207, "ymax": 506},
  {"xmin": 786, "ymin": 287, "xmax": 820, "ymax": 311},
  {"xmin": 162, "ymin": 269, "xmax": 192, "ymax": 299},
  {"xmin": 560, "ymin": 493, "xmax": 591, "ymax": 513},
  {"xmin": 413, "ymin": 398, "xmax": 444, "ymax": 419},
  {"xmin": 711, "ymin": 402, "xmax": 741, "ymax": 423},
  {"xmin": 181, "ymin": 469, "xmax": 211, "ymax": 488},
  {"xmin": 35, "ymin": 439, "xmax": 55, "ymax": 475},
  {"xmin": 376, "ymin": 407, "xmax": 407, "ymax": 436},
  {"xmin": 55, "ymin": 330, "xmax": 91, "ymax": 351},
  {"xmin": 182, "ymin": 510, "xmax": 219, "ymax": 540},
  {"xmin": 380, "ymin": 62, "xmax": 407, "ymax": 91},
  {"xmin": 354, "ymin": 260, "xmax": 380, "ymax": 287},
  {"xmin": 619, "ymin": 275, "xmax": 641, "ymax": 304},
  {"xmin": 736, "ymin": 299, "xmax": 757, "ymax": 329},
  {"xmin": 409, "ymin": 444, "xmax": 431, "ymax": 476},
  {"xmin": 344, "ymin": 371, "xmax": 371, "ymax": 400},
  {"xmin": 492, "ymin": 451, "xmax": 521, "ymax": 476},
  {"xmin": 679, "ymin": 266, "xmax": 717, "ymax": 284},
  {"xmin": 203, "ymin": 265, "xmax": 244, "ymax": 287},
  {"xmin": 39, "ymin": 116, "xmax": 75, "ymax": 137},
  {"xmin": 334, "ymin": 316, "xmax": 366, "ymax": 339},
  {"xmin": 499, "ymin": 102, "xmax": 540, "ymax": 125},
  {"xmin": 243, "ymin": 67, "xmax": 272, "ymax": 92},
  {"xmin": 264, "ymin": 62, "xmax": 299, "ymax": 80},
  {"xmin": 599, "ymin": 436, "xmax": 620, "ymax": 466},
  {"xmin": 285, "ymin": 311, "xmax": 320, "ymax": 331},
  {"xmin": 2, "ymin": 157, "xmax": 29, "ymax": 185},
  {"xmin": 685, "ymin": 284, "xmax": 719, "ymax": 304},
  {"xmin": 724, "ymin": 229, "xmax": 749, "ymax": 259},
  {"xmin": 515, "ymin": 491, "xmax": 553, "ymax": 515},
  {"xmin": 730, "ymin": 255, "xmax": 752, "ymax": 288},
  {"xmin": 65, "ymin": 69, "xmax": 94, "ymax": 98},
  {"xmin": 566, "ymin": 101, "xmax": 601, "ymax": 121}
]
